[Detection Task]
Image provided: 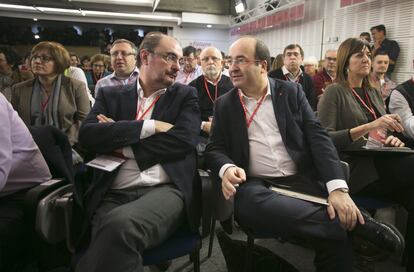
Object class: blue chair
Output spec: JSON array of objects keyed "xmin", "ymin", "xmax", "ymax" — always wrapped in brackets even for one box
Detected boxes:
[{"xmin": 30, "ymin": 169, "xmax": 212, "ymax": 271}]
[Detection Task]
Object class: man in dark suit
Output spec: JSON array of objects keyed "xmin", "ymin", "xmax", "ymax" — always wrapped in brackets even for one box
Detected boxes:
[
  {"xmin": 75, "ymin": 32, "xmax": 201, "ymax": 272},
  {"xmin": 268, "ymin": 43, "xmax": 316, "ymax": 110},
  {"xmin": 205, "ymin": 36, "xmax": 402, "ymax": 271}
]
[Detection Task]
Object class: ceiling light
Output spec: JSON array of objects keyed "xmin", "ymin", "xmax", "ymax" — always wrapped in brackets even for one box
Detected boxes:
[
  {"xmin": 33, "ymin": 18, "xmax": 38, "ymax": 21},
  {"xmin": 34, "ymin": 34, "xmax": 40, "ymax": 39},
  {"xmin": 235, "ymin": 1, "xmax": 245, "ymax": 13},
  {"xmin": 206, "ymin": 24, "xmax": 212, "ymax": 28}
]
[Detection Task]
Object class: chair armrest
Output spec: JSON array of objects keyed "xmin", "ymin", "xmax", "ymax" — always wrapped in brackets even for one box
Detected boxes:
[
  {"xmin": 210, "ymin": 173, "xmax": 234, "ymax": 222},
  {"xmin": 199, "ymin": 169, "xmax": 213, "ymax": 238},
  {"xmin": 24, "ymin": 179, "xmax": 68, "ymax": 226},
  {"xmin": 339, "ymin": 161, "xmax": 350, "ymax": 182}
]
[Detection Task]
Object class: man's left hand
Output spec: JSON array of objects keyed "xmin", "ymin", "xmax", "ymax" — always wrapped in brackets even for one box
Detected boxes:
[
  {"xmin": 327, "ymin": 190, "xmax": 365, "ymax": 230},
  {"xmin": 97, "ymin": 114, "xmax": 114, "ymax": 123}
]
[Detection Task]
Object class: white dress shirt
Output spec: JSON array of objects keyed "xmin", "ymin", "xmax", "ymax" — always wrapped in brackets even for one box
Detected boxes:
[
  {"xmin": 111, "ymin": 78, "xmax": 170, "ymax": 189},
  {"xmin": 282, "ymin": 65, "xmax": 302, "ymax": 82},
  {"xmin": 219, "ymin": 80, "xmax": 348, "ymax": 193},
  {"xmin": 388, "ymin": 79, "xmax": 414, "ymax": 140}
]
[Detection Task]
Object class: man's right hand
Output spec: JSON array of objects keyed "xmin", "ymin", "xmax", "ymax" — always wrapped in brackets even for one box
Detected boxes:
[
  {"xmin": 155, "ymin": 120, "xmax": 174, "ymax": 133},
  {"xmin": 222, "ymin": 166, "xmax": 246, "ymax": 200},
  {"xmin": 202, "ymin": 121, "xmax": 212, "ymax": 135}
]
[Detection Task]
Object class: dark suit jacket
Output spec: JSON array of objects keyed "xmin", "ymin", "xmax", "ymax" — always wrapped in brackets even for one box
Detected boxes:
[
  {"xmin": 189, "ymin": 74, "xmax": 234, "ymax": 121},
  {"xmin": 75, "ymin": 82, "xmax": 201, "ymax": 249},
  {"xmin": 268, "ymin": 68, "xmax": 316, "ymax": 110},
  {"xmin": 205, "ymin": 77, "xmax": 344, "ymax": 190}
]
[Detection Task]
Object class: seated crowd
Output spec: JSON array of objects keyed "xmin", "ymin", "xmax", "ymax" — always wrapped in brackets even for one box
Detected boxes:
[{"xmin": 1, "ymin": 23, "xmax": 414, "ymax": 272}]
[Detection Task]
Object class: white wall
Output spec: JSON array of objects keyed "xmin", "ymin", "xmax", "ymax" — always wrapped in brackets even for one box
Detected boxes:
[{"xmin": 171, "ymin": 26, "xmax": 230, "ymax": 53}]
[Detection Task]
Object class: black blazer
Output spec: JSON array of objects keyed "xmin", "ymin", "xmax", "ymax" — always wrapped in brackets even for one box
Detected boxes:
[
  {"xmin": 268, "ymin": 68, "xmax": 316, "ymax": 110},
  {"xmin": 205, "ymin": 77, "xmax": 344, "ymax": 187},
  {"xmin": 75, "ymin": 82, "xmax": 201, "ymax": 248}
]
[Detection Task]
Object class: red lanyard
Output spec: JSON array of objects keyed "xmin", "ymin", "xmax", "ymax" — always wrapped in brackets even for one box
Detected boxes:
[
  {"xmin": 135, "ymin": 95, "xmax": 161, "ymax": 120},
  {"xmin": 238, "ymin": 89, "xmax": 267, "ymax": 128},
  {"xmin": 41, "ymin": 96, "xmax": 50, "ymax": 112},
  {"xmin": 203, "ymin": 77, "xmax": 218, "ymax": 103},
  {"xmin": 351, "ymin": 88, "xmax": 377, "ymax": 120}
]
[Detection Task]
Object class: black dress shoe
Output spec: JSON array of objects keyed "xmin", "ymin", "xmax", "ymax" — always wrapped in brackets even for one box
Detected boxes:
[{"xmin": 354, "ymin": 209, "xmax": 405, "ymax": 255}]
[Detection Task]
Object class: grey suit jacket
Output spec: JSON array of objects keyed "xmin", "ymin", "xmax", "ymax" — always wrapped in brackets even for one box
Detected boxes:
[
  {"xmin": 318, "ymin": 83, "xmax": 386, "ymax": 192},
  {"xmin": 11, "ymin": 76, "xmax": 91, "ymax": 146}
]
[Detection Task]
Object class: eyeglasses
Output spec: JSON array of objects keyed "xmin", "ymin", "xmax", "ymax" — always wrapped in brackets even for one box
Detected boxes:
[
  {"xmin": 31, "ymin": 55, "xmax": 54, "ymax": 63},
  {"xmin": 201, "ymin": 56, "xmax": 222, "ymax": 63},
  {"xmin": 148, "ymin": 51, "xmax": 181, "ymax": 65},
  {"xmin": 110, "ymin": 51, "xmax": 136, "ymax": 58},
  {"xmin": 92, "ymin": 64, "xmax": 105, "ymax": 68},
  {"xmin": 225, "ymin": 57, "xmax": 261, "ymax": 66},
  {"xmin": 325, "ymin": 57, "xmax": 337, "ymax": 62}
]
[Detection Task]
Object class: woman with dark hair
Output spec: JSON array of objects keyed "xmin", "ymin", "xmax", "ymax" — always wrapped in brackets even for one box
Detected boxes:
[
  {"xmin": 85, "ymin": 53, "xmax": 110, "ymax": 96},
  {"xmin": 0, "ymin": 46, "xmax": 31, "ymax": 100},
  {"xmin": 318, "ymin": 37, "xmax": 414, "ymax": 271},
  {"xmin": 80, "ymin": 55, "xmax": 91, "ymax": 71},
  {"xmin": 11, "ymin": 41, "xmax": 90, "ymax": 147}
]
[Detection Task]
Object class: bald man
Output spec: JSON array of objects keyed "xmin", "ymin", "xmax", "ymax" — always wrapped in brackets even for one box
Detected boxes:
[
  {"xmin": 189, "ymin": 47, "xmax": 233, "ymax": 136},
  {"xmin": 206, "ymin": 36, "xmax": 404, "ymax": 272}
]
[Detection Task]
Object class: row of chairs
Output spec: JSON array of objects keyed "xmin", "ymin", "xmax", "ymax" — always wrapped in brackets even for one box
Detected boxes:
[
  {"xmin": 23, "ymin": 126, "xmax": 216, "ymax": 271},
  {"xmin": 22, "ymin": 126, "xmax": 399, "ymax": 272}
]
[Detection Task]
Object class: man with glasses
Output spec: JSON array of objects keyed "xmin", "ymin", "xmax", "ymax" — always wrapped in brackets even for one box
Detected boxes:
[
  {"xmin": 93, "ymin": 39, "xmax": 139, "ymax": 97},
  {"xmin": 175, "ymin": 45, "xmax": 202, "ymax": 85},
  {"xmin": 312, "ymin": 49, "xmax": 337, "ymax": 104},
  {"xmin": 268, "ymin": 44, "xmax": 316, "ymax": 110},
  {"xmin": 189, "ymin": 47, "xmax": 233, "ymax": 137},
  {"xmin": 75, "ymin": 32, "xmax": 201, "ymax": 272},
  {"xmin": 205, "ymin": 36, "xmax": 404, "ymax": 272}
]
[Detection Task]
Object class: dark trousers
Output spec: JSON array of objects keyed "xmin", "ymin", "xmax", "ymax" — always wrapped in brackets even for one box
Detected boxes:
[
  {"xmin": 234, "ymin": 179, "xmax": 353, "ymax": 272},
  {"xmin": 357, "ymin": 155, "xmax": 414, "ymax": 271},
  {"xmin": 0, "ymin": 189, "xmax": 30, "ymax": 271},
  {"xmin": 76, "ymin": 183, "xmax": 185, "ymax": 272}
]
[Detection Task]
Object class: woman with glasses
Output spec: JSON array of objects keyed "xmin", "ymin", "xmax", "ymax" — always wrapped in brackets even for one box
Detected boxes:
[
  {"xmin": 11, "ymin": 41, "xmax": 90, "ymax": 148},
  {"xmin": 85, "ymin": 54, "xmax": 111, "ymax": 97},
  {"xmin": 318, "ymin": 38, "xmax": 414, "ymax": 270}
]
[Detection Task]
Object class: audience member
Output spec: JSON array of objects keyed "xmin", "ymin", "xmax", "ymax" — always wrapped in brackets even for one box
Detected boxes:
[
  {"xmin": 195, "ymin": 47, "xmax": 202, "ymax": 66},
  {"xmin": 303, "ymin": 56, "xmax": 318, "ymax": 77},
  {"xmin": 0, "ymin": 46, "xmax": 26, "ymax": 100},
  {"xmin": 189, "ymin": 46, "xmax": 233, "ymax": 136},
  {"xmin": 19, "ymin": 52, "xmax": 35, "ymax": 82},
  {"xmin": 388, "ymin": 72, "xmax": 414, "ymax": 147},
  {"xmin": 205, "ymin": 36, "xmax": 404, "ymax": 272},
  {"xmin": 268, "ymin": 44, "xmax": 316, "ymax": 109},
  {"xmin": 318, "ymin": 37, "xmax": 413, "ymax": 271},
  {"xmin": 75, "ymin": 32, "xmax": 201, "ymax": 272},
  {"xmin": 0, "ymin": 93, "xmax": 51, "ymax": 271},
  {"xmin": 94, "ymin": 39, "xmax": 139, "ymax": 97},
  {"xmin": 85, "ymin": 54, "xmax": 111, "ymax": 97},
  {"xmin": 175, "ymin": 46, "xmax": 202, "ymax": 85},
  {"xmin": 69, "ymin": 52, "xmax": 80, "ymax": 67},
  {"xmin": 271, "ymin": 53, "xmax": 284, "ymax": 71},
  {"xmin": 65, "ymin": 65, "xmax": 95, "ymax": 105},
  {"xmin": 80, "ymin": 55, "xmax": 91, "ymax": 71},
  {"xmin": 369, "ymin": 50, "xmax": 396, "ymax": 100},
  {"xmin": 371, "ymin": 24, "xmax": 400, "ymax": 77},
  {"xmin": 312, "ymin": 49, "xmax": 337, "ymax": 103},
  {"xmin": 11, "ymin": 41, "xmax": 90, "ymax": 147},
  {"xmin": 360, "ymin": 32, "xmax": 372, "ymax": 44}
]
